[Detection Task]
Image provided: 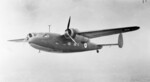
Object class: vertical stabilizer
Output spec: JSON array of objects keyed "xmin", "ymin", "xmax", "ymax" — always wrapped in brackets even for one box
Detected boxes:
[{"xmin": 118, "ymin": 33, "xmax": 123, "ymax": 48}]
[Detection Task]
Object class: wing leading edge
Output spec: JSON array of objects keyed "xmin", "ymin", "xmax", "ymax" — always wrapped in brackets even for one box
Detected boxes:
[{"xmin": 77, "ymin": 26, "xmax": 140, "ymax": 38}]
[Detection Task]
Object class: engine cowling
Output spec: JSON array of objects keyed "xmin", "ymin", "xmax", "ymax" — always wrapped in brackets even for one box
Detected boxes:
[
  {"xmin": 64, "ymin": 28, "xmax": 79, "ymax": 39},
  {"xmin": 75, "ymin": 35, "xmax": 89, "ymax": 43}
]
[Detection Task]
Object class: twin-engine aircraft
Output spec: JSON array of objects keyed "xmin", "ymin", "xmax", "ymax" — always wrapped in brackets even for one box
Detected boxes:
[{"xmin": 9, "ymin": 17, "xmax": 140, "ymax": 53}]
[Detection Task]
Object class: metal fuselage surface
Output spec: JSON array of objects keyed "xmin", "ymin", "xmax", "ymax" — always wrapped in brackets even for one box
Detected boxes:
[{"xmin": 28, "ymin": 33, "xmax": 102, "ymax": 53}]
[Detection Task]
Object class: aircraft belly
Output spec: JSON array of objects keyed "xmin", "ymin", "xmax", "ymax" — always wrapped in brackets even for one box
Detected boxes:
[
  {"xmin": 29, "ymin": 37, "xmax": 63, "ymax": 52},
  {"xmin": 30, "ymin": 43, "xmax": 63, "ymax": 52},
  {"xmin": 55, "ymin": 42, "xmax": 98, "ymax": 52},
  {"xmin": 29, "ymin": 36, "xmax": 99, "ymax": 53}
]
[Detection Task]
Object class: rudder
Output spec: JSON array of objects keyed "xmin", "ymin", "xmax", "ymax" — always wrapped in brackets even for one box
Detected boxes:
[{"xmin": 118, "ymin": 33, "xmax": 123, "ymax": 48}]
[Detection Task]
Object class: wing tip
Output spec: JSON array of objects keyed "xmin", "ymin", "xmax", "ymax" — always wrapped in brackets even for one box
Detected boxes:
[
  {"xmin": 133, "ymin": 26, "xmax": 140, "ymax": 30},
  {"xmin": 122, "ymin": 26, "xmax": 140, "ymax": 32}
]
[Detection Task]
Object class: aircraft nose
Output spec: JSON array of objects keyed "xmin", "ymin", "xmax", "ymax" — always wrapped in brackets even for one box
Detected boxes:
[
  {"xmin": 28, "ymin": 38, "xmax": 38, "ymax": 44},
  {"xmin": 28, "ymin": 37, "xmax": 47, "ymax": 46}
]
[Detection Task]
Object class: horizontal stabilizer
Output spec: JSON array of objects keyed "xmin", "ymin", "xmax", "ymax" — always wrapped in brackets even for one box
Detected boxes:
[
  {"xmin": 97, "ymin": 33, "xmax": 123, "ymax": 48},
  {"xmin": 97, "ymin": 43, "xmax": 118, "ymax": 47}
]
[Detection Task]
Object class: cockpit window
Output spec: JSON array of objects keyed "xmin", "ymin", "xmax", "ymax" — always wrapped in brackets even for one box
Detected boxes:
[
  {"xmin": 33, "ymin": 34, "xmax": 37, "ymax": 37},
  {"xmin": 43, "ymin": 34, "xmax": 49, "ymax": 37}
]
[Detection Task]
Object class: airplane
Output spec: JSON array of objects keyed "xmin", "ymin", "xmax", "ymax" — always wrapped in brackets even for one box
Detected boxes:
[{"xmin": 9, "ymin": 17, "xmax": 140, "ymax": 53}]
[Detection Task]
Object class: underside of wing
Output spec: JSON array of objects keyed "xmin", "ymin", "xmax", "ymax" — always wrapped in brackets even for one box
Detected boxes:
[{"xmin": 77, "ymin": 26, "xmax": 140, "ymax": 38}]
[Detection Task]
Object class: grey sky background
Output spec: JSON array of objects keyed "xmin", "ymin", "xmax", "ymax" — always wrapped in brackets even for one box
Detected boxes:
[{"xmin": 0, "ymin": 0, "xmax": 150, "ymax": 82}]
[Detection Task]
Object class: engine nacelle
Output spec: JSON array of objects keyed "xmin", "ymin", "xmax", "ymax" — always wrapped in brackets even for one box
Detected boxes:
[
  {"xmin": 64, "ymin": 28, "xmax": 79, "ymax": 39},
  {"xmin": 75, "ymin": 35, "xmax": 89, "ymax": 43}
]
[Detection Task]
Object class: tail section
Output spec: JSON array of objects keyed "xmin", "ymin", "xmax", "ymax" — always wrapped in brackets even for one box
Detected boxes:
[
  {"xmin": 97, "ymin": 33, "xmax": 123, "ymax": 48},
  {"xmin": 118, "ymin": 33, "xmax": 123, "ymax": 48}
]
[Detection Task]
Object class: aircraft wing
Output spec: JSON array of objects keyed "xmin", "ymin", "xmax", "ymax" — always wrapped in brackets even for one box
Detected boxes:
[{"xmin": 77, "ymin": 26, "xmax": 140, "ymax": 38}]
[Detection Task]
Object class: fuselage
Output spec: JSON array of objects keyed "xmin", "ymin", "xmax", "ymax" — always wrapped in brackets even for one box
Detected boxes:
[{"xmin": 28, "ymin": 33, "xmax": 102, "ymax": 53}]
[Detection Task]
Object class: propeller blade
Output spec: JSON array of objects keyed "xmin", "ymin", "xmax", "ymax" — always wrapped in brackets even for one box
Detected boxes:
[
  {"xmin": 68, "ymin": 35, "xmax": 77, "ymax": 44},
  {"xmin": 66, "ymin": 32, "xmax": 77, "ymax": 44},
  {"xmin": 8, "ymin": 38, "xmax": 27, "ymax": 42},
  {"xmin": 67, "ymin": 16, "xmax": 71, "ymax": 30}
]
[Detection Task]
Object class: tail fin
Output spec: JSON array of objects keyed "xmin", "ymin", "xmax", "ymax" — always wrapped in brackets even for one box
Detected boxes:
[
  {"xmin": 97, "ymin": 33, "xmax": 123, "ymax": 48},
  {"xmin": 118, "ymin": 33, "xmax": 123, "ymax": 48}
]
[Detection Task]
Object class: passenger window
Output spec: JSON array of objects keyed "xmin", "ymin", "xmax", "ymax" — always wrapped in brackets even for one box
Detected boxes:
[
  {"xmin": 67, "ymin": 42, "xmax": 71, "ymax": 46},
  {"xmin": 56, "ymin": 42, "xmax": 59, "ymax": 45}
]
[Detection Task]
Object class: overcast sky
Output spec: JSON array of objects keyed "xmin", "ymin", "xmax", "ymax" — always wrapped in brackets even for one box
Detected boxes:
[{"xmin": 0, "ymin": 0, "xmax": 150, "ymax": 82}]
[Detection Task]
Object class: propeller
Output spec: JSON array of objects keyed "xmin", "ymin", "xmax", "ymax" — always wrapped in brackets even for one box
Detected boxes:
[
  {"xmin": 8, "ymin": 38, "xmax": 28, "ymax": 42},
  {"xmin": 65, "ymin": 16, "xmax": 77, "ymax": 45},
  {"xmin": 65, "ymin": 31, "xmax": 77, "ymax": 44},
  {"xmin": 8, "ymin": 34, "xmax": 30, "ymax": 42},
  {"xmin": 67, "ymin": 16, "xmax": 71, "ymax": 30}
]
